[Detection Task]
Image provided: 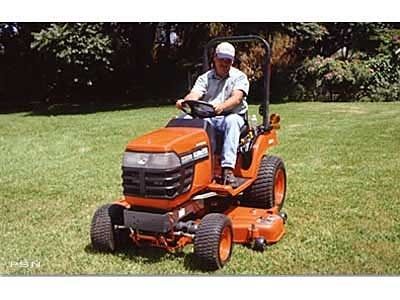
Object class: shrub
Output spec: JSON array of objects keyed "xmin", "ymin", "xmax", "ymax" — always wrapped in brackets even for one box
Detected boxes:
[
  {"xmin": 292, "ymin": 55, "xmax": 373, "ymax": 101},
  {"xmin": 362, "ymin": 53, "xmax": 400, "ymax": 101},
  {"xmin": 31, "ymin": 23, "xmax": 113, "ymax": 100}
]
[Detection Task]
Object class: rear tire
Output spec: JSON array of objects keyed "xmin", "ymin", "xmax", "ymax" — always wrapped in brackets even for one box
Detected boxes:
[
  {"xmin": 242, "ymin": 155, "xmax": 286, "ymax": 210},
  {"xmin": 194, "ymin": 213, "xmax": 233, "ymax": 271},
  {"xmin": 90, "ymin": 204, "xmax": 130, "ymax": 252}
]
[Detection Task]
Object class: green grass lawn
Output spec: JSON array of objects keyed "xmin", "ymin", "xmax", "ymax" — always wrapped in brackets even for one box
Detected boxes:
[{"xmin": 1, "ymin": 102, "xmax": 399, "ymax": 275}]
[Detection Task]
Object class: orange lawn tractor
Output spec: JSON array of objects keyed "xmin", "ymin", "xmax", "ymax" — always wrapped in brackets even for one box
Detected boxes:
[{"xmin": 90, "ymin": 35, "xmax": 287, "ymax": 271}]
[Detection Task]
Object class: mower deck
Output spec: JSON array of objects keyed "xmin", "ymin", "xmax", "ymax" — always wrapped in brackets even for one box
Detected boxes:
[{"xmin": 227, "ymin": 206, "xmax": 285, "ymax": 245}]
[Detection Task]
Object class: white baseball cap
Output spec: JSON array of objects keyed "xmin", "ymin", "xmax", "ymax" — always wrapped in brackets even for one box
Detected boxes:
[{"xmin": 215, "ymin": 42, "xmax": 235, "ymax": 61}]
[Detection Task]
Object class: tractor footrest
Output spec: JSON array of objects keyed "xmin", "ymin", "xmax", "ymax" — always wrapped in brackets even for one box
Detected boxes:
[{"xmin": 207, "ymin": 177, "xmax": 251, "ymax": 196}]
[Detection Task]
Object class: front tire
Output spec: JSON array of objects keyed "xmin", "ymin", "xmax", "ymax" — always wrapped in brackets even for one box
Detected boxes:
[
  {"xmin": 90, "ymin": 204, "xmax": 130, "ymax": 252},
  {"xmin": 242, "ymin": 155, "xmax": 287, "ymax": 210},
  {"xmin": 194, "ymin": 213, "xmax": 233, "ymax": 271}
]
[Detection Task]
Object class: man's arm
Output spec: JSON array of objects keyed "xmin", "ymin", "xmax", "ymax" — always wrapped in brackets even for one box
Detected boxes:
[
  {"xmin": 176, "ymin": 91, "xmax": 203, "ymax": 109},
  {"xmin": 214, "ymin": 71, "xmax": 249, "ymax": 115},
  {"xmin": 184, "ymin": 91, "xmax": 203, "ymax": 100},
  {"xmin": 176, "ymin": 74, "xmax": 206, "ymax": 109},
  {"xmin": 213, "ymin": 90, "xmax": 244, "ymax": 115}
]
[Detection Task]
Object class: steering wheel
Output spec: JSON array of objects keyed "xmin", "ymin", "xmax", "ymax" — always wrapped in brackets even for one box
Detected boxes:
[{"xmin": 180, "ymin": 100, "xmax": 218, "ymax": 118}]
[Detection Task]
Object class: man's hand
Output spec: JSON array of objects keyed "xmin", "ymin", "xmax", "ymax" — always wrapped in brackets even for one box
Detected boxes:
[
  {"xmin": 176, "ymin": 99, "xmax": 185, "ymax": 109},
  {"xmin": 176, "ymin": 91, "xmax": 202, "ymax": 110},
  {"xmin": 213, "ymin": 103, "xmax": 225, "ymax": 115},
  {"xmin": 212, "ymin": 91, "xmax": 244, "ymax": 115}
]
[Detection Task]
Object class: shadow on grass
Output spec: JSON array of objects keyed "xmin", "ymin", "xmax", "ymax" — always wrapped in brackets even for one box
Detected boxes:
[
  {"xmin": 22, "ymin": 100, "xmax": 175, "ymax": 117},
  {"xmin": 182, "ymin": 253, "xmax": 211, "ymax": 273},
  {"xmin": 84, "ymin": 243, "xmax": 165, "ymax": 264},
  {"xmin": 3, "ymin": 98, "xmax": 295, "ymax": 117},
  {"xmin": 84, "ymin": 243, "xmax": 206, "ymax": 272},
  {"xmin": 2, "ymin": 97, "xmax": 294, "ymax": 117},
  {"xmin": 0, "ymin": 98, "xmax": 176, "ymax": 116}
]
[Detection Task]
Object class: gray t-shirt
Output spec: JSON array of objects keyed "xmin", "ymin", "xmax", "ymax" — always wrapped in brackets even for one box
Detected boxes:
[{"xmin": 191, "ymin": 67, "xmax": 249, "ymax": 115}]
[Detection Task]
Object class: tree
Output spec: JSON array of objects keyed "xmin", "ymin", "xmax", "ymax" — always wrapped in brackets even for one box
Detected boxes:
[{"xmin": 31, "ymin": 23, "xmax": 113, "ymax": 101}]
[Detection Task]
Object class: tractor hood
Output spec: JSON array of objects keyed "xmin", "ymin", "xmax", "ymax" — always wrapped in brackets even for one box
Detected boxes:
[{"xmin": 125, "ymin": 127, "xmax": 209, "ymax": 154}]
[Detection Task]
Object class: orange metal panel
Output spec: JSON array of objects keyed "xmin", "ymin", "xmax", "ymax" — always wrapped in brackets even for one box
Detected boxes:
[
  {"xmin": 124, "ymin": 158, "xmax": 212, "ymax": 210},
  {"xmin": 227, "ymin": 206, "xmax": 285, "ymax": 244},
  {"xmin": 207, "ymin": 180, "xmax": 253, "ymax": 197},
  {"xmin": 123, "ymin": 126, "xmax": 213, "ymax": 210},
  {"xmin": 125, "ymin": 127, "xmax": 209, "ymax": 154},
  {"xmin": 236, "ymin": 129, "xmax": 278, "ymax": 178}
]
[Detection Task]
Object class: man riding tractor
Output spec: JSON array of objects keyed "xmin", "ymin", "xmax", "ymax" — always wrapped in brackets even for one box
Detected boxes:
[
  {"xmin": 176, "ymin": 41, "xmax": 249, "ymax": 188},
  {"xmin": 90, "ymin": 35, "xmax": 287, "ymax": 271}
]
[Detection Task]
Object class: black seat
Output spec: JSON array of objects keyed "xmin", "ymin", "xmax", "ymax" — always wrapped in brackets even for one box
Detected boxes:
[
  {"xmin": 239, "ymin": 112, "xmax": 250, "ymax": 139},
  {"xmin": 240, "ymin": 124, "xmax": 249, "ymax": 139}
]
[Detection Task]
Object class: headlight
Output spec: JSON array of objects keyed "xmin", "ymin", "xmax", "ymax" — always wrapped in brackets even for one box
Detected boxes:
[{"xmin": 123, "ymin": 152, "xmax": 181, "ymax": 169}]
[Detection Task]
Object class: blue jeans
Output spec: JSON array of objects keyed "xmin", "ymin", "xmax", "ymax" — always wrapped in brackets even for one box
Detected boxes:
[
  {"xmin": 205, "ymin": 114, "xmax": 244, "ymax": 169},
  {"xmin": 179, "ymin": 113, "xmax": 244, "ymax": 169}
]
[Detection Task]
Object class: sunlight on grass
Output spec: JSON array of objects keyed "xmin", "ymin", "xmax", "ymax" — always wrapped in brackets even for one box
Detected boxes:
[{"xmin": 1, "ymin": 102, "xmax": 399, "ymax": 275}]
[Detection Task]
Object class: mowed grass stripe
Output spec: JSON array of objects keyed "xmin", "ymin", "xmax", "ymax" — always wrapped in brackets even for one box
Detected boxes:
[{"xmin": 1, "ymin": 102, "xmax": 399, "ymax": 274}]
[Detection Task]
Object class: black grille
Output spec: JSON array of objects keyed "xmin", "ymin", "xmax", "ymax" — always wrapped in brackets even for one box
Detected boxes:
[{"xmin": 122, "ymin": 165, "xmax": 194, "ymax": 199}]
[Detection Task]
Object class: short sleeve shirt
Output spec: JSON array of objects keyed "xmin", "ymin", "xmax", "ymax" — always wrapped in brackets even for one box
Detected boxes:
[{"xmin": 191, "ymin": 67, "xmax": 249, "ymax": 115}]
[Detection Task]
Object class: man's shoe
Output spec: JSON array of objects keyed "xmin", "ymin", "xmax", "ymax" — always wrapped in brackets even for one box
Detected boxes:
[{"xmin": 223, "ymin": 168, "xmax": 238, "ymax": 188}]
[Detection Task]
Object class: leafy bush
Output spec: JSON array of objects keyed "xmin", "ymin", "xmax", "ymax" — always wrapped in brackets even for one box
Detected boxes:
[
  {"xmin": 292, "ymin": 55, "xmax": 373, "ymax": 101},
  {"xmin": 362, "ymin": 53, "xmax": 400, "ymax": 101},
  {"xmin": 2, "ymin": 22, "xmax": 400, "ymax": 108},
  {"xmin": 31, "ymin": 23, "xmax": 113, "ymax": 99}
]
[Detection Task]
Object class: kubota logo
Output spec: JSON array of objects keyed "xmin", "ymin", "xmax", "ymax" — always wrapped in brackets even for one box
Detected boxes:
[{"xmin": 137, "ymin": 157, "xmax": 148, "ymax": 165}]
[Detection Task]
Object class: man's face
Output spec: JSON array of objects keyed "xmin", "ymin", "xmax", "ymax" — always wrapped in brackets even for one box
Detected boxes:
[{"xmin": 213, "ymin": 56, "xmax": 233, "ymax": 77}]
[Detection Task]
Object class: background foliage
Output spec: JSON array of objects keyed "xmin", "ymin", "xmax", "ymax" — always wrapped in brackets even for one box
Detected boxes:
[{"xmin": 1, "ymin": 22, "xmax": 399, "ymax": 111}]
